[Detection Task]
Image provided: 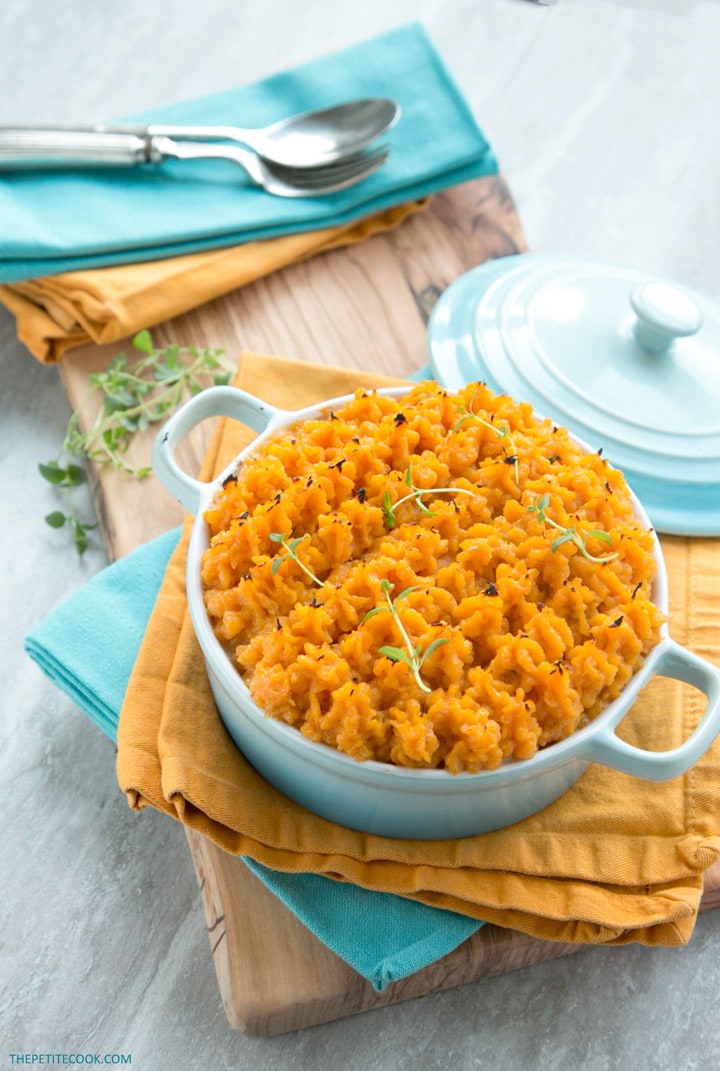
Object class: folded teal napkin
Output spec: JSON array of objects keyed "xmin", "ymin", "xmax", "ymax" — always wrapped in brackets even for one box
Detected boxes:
[
  {"xmin": 25, "ymin": 528, "xmax": 482, "ymax": 991},
  {"xmin": 0, "ymin": 23, "xmax": 497, "ymax": 284}
]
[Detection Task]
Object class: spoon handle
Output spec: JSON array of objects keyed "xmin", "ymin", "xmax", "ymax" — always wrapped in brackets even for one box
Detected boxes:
[
  {"xmin": 0, "ymin": 128, "xmax": 260, "ymax": 181},
  {"xmin": 0, "ymin": 127, "xmax": 150, "ymax": 168},
  {"xmin": 0, "ymin": 124, "xmax": 263, "ymax": 170}
]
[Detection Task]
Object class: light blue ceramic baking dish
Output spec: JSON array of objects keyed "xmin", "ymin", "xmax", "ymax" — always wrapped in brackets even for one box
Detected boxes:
[{"xmin": 152, "ymin": 385, "xmax": 720, "ymax": 840}]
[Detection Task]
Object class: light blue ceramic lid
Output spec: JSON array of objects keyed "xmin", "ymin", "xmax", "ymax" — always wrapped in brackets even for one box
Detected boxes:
[{"xmin": 427, "ymin": 254, "xmax": 720, "ymax": 536}]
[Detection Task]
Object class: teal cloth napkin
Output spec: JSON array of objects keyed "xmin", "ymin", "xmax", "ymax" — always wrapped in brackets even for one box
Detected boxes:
[
  {"xmin": 24, "ymin": 528, "xmax": 482, "ymax": 991},
  {"xmin": 0, "ymin": 23, "xmax": 497, "ymax": 284}
]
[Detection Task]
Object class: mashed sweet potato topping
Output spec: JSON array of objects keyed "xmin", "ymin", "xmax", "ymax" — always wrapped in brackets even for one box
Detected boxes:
[{"xmin": 200, "ymin": 382, "xmax": 663, "ymax": 773}]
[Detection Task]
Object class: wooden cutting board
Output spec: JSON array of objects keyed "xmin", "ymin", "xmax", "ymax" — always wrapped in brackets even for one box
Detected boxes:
[{"xmin": 56, "ymin": 175, "xmax": 720, "ymax": 1036}]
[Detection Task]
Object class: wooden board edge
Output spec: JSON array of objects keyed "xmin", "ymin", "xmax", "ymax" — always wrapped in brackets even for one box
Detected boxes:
[{"xmin": 186, "ymin": 828, "xmax": 720, "ymax": 1036}]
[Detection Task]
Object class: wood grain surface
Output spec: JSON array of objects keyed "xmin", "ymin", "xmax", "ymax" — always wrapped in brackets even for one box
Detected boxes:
[
  {"xmin": 187, "ymin": 834, "xmax": 720, "ymax": 1037},
  {"xmin": 56, "ymin": 174, "xmax": 720, "ymax": 1036}
]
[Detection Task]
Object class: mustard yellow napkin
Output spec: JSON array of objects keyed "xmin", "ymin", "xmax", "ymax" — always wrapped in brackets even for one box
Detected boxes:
[
  {"xmin": 0, "ymin": 202, "xmax": 423, "ymax": 364},
  {"xmin": 117, "ymin": 353, "xmax": 720, "ymax": 947}
]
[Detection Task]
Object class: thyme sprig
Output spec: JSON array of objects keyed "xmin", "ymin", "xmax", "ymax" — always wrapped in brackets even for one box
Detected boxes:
[
  {"xmin": 453, "ymin": 392, "xmax": 520, "ymax": 485},
  {"xmin": 39, "ymin": 460, "xmax": 98, "ymax": 555},
  {"xmin": 363, "ymin": 580, "xmax": 448, "ymax": 694},
  {"xmin": 40, "ymin": 330, "xmax": 235, "ymax": 554},
  {"xmin": 269, "ymin": 532, "xmax": 323, "ymax": 586},
  {"xmin": 382, "ymin": 463, "xmax": 475, "ymax": 529},
  {"xmin": 61, "ymin": 330, "xmax": 233, "ymax": 475},
  {"xmin": 528, "ymin": 493, "xmax": 618, "ymax": 564}
]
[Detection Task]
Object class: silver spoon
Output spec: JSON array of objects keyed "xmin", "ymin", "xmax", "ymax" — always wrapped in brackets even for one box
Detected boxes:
[
  {"xmin": 121, "ymin": 97, "xmax": 401, "ymax": 169},
  {"xmin": 0, "ymin": 128, "xmax": 390, "ymax": 197},
  {"xmin": 0, "ymin": 97, "xmax": 398, "ymax": 181}
]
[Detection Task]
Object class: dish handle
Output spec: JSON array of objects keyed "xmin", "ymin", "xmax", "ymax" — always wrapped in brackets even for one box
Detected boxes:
[
  {"xmin": 584, "ymin": 640, "xmax": 720, "ymax": 780},
  {"xmin": 151, "ymin": 385, "xmax": 284, "ymax": 514}
]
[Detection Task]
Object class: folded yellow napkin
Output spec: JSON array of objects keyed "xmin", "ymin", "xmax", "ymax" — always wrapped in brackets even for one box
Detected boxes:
[
  {"xmin": 0, "ymin": 203, "xmax": 423, "ymax": 364},
  {"xmin": 117, "ymin": 353, "xmax": 720, "ymax": 947}
]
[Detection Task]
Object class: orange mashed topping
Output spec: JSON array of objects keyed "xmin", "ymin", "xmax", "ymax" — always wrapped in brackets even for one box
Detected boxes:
[{"xmin": 200, "ymin": 382, "xmax": 663, "ymax": 773}]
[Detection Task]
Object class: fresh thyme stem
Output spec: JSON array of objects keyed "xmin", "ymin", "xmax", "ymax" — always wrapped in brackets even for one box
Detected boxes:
[
  {"xmin": 527, "ymin": 493, "xmax": 618, "ymax": 563},
  {"xmin": 40, "ymin": 459, "xmax": 98, "ymax": 554},
  {"xmin": 381, "ymin": 580, "xmax": 416, "ymax": 654},
  {"xmin": 269, "ymin": 532, "xmax": 324, "ymax": 586},
  {"xmin": 40, "ymin": 330, "xmax": 234, "ymax": 554},
  {"xmin": 453, "ymin": 391, "xmax": 520, "ymax": 485},
  {"xmin": 63, "ymin": 337, "xmax": 234, "ymax": 475},
  {"xmin": 363, "ymin": 580, "xmax": 449, "ymax": 693},
  {"xmin": 382, "ymin": 464, "xmax": 476, "ymax": 529}
]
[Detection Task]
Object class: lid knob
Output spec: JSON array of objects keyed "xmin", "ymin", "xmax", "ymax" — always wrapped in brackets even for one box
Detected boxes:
[{"xmin": 630, "ymin": 282, "xmax": 703, "ymax": 353}]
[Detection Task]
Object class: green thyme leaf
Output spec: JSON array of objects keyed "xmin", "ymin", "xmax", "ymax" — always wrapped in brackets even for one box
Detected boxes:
[
  {"xmin": 363, "ymin": 606, "xmax": 389, "ymax": 622},
  {"xmin": 378, "ymin": 645, "xmax": 410, "ymax": 664},
  {"xmin": 382, "ymin": 490, "xmax": 396, "ymax": 529},
  {"xmin": 394, "ymin": 585, "xmax": 422, "ymax": 603},
  {"xmin": 39, "ymin": 462, "xmax": 67, "ymax": 485},
  {"xmin": 585, "ymin": 529, "xmax": 614, "ymax": 546},
  {"xmin": 551, "ymin": 531, "xmax": 577, "ymax": 553},
  {"xmin": 63, "ymin": 464, "xmax": 86, "ymax": 487},
  {"xmin": 420, "ymin": 637, "xmax": 450, "ymax": 664},
  {"xmin": 133, "ymin": 328, "xmax": 154, "ymax": 354}
]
